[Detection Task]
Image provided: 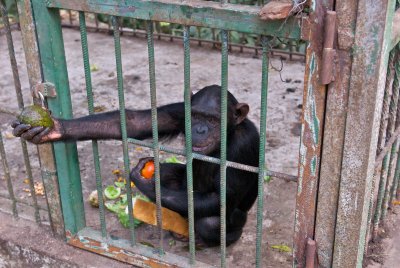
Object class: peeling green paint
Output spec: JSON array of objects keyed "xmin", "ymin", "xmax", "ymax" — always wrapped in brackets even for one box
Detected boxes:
[
  {"xmin": 304, "ymin": 53, "xmax": 320, "ymax": 145},
  {"xmin": 311, "ymin": 156, "xmax": 317, "ymax": 176},
  {"xmin": 367, "ymin": 25, "xmax": 380, "ymax": 75}
]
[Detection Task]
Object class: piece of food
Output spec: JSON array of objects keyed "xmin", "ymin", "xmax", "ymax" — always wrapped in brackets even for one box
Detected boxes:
[
  {"xmin": 141, "ymin": 160, "xmax": 155, "ymax": 179},
  {"xmin": 88, "ymin": 190, "xmax": 99, "ymax": 207},
  {"xmin": 132, "ymin": 198, "xmax": 189, "ymax": 237},
  {"xmin": 104, "ymin": 185, "xmax": 121, "ymax": 200},
  {"xmin": 17, "ymin": 105, "xmax": 54, "ymax": 128}
]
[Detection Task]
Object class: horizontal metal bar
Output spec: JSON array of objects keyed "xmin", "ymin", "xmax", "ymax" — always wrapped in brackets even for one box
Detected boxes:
[
  {"xmin": 66, "ymin": 227, "xmax": 211, "ymax": 268},
  {"xmin": 47, "ymin": 0, "xmax": 302, "ymax": 39},
  {"xmin": 127, "ymin": 138, "xmax": 297, "ymax": 182},
  {"xmin": 0, "ymin": 192, "xmax": 49, "ymax": 211},
  {"xmin": 61, "ymin": 23, "xmax": 306, "ymax": 60}
]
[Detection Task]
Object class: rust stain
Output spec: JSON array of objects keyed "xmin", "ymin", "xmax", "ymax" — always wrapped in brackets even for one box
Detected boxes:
[
  {"xmin": 66, "ymin": 231, "xmax": 179, "ymax": 268},
  {"xmin": 294, "ymin": 0, "xmax": 328, "ymax": 266}
]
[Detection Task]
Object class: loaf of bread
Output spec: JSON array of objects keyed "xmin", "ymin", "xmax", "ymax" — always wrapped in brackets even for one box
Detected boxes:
[{"xmin": 133, "ymin": 198, "xmax": 189, "ymax": 237}]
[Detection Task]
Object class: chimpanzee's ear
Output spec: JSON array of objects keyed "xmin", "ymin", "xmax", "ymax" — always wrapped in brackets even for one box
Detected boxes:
[{"xmin": 234, "ymin": 103, "xmax": 249, "ymax": 125}]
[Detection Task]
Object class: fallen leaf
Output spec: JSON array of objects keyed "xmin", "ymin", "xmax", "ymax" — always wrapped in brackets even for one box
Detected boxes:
[
  {"xmin": 23, "ymin": 179, "xmax": 30, "ymax": 184},
  {"xmin": 271, "ymin": 244, "xmax": 292, "ymax": 253},
  {"xmin": 4, "ymin": 132, "xmax": 15, "ymax": 139},
  {"xmin": 112, "ymin": 169, "xmax": 122, "ymax": 175},
  {"xmin": 90, "ymin": 64, "xmax": 99, "ymax": 72},
  {"xmin": 94, "ymin": 105, "xmax": 106, "ymax": 113},
  {"xmin": 392, "ymin": 200, "xmax": 400, "ymax": 206}
]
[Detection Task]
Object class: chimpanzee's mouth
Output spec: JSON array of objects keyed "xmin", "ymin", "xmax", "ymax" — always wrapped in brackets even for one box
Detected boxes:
[{"xmin": 192, "ymin": 144, "xmax": 212, "ymax": 152}]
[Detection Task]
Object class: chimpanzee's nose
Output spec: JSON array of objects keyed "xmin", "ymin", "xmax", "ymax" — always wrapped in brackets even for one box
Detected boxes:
[{"xmin": 196, "ymin": 125, "xmax": 207, "ymax": 135}]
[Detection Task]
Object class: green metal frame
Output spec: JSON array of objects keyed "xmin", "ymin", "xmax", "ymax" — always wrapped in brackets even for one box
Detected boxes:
[
  {"xmin": 31, "ymin": 0, "xmax": 86, "ymax": 235},
  {"xmin": 27, "ymin": 0, "xmax": 315, "ymax": 267}
]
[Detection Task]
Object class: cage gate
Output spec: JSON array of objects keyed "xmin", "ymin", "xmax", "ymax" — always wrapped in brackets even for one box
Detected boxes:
[{"xmin": 18, "ymin": 0, "xmax": 329, "ymax": 267}]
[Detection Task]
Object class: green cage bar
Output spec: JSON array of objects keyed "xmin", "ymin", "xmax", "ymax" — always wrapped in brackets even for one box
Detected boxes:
[
  {"xmin": 0, "ymin": 0, "xmax": 40, "ymax": 223},
  {"xmin": 389, "ymin": 143, "xmax": 400, "ymax": 206},
  {"xmin": 255, "ymin": 36, "xmax": 269, "ymax": 268},
  {"xmin": 146, "ymin": 21, "xmax": 164, "ymax": 254},
  {"xmin": 112, "ymin": 16, "xmax": 136, "ymax": 244},
  {"xmin": 46, "ymin": 0, "xmax": 302, "ymax": 40},
  {"xmin": 219, "ymin": 29, "xmax": 229, "ymax": 268},
  {"xmin": 183, "ymin": 25, "xmax": 196, "ymax": 264},
  {"xmin": 79, "ymin": 11, "xmax": 107, "ymax": 238},
  {"xmin": 382, "ymin": 141, "xmax": 400, "ymax": 219},
  {"xmin": 0, "ymin": 132, "xmax": 18, "ymax": 218},
  {"xmin": 389, "ymin": 44, "xmax": 400, "ymax": 206},
  {"xmin": 373, "ymin": 141, "xmax": 391, "ymax": 235}
]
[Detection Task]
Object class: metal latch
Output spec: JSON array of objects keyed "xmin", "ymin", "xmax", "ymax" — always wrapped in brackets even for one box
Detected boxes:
[
  {"xmin": 32, "ymin": 82, "xmax": 57, "ymax": 99},
  {"xmin": 320, "ymin": 11, "xmax": 337, "ymax": 85}
]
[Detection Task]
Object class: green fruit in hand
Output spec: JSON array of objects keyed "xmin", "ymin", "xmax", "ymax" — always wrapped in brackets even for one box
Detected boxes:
[{"xmin": 18, "ymin": 105, "xmax": 54, "ymax": 128}]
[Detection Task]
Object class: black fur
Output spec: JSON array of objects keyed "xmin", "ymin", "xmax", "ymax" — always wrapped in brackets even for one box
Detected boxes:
[{"xmin": 12, "ymin": 85, "xmax": 260, "ymax": 247}]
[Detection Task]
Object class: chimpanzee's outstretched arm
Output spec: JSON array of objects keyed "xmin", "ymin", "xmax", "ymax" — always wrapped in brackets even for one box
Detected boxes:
[{"xmin": 12, "ymin": 102, "xmax": 184, "ymax": 143}]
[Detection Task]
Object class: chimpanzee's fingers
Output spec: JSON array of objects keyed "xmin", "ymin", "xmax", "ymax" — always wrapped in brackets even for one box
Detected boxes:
[
  {"xmin": 12, "ymin": 123, "xmax": 32, "ymax": 137},
  {"xmin": 136, "ymin": 157, "xmax": 154, "ymax": 170},
  {"xmin": 20, "ymin": 126, "xmax": 45, "ymax": 141},
  {"xmin": 11, "ymin": 120, "xmax": 21, "ymax": 128},
  {"xmin": 31, "ymin": 127, "xmax": 52, "ymax": 144}
]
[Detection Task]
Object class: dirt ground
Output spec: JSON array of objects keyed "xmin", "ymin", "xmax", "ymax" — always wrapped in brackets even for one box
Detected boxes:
[{"xmin": 1, "ymin": 26, "xmax": 305, "ymax": 267}]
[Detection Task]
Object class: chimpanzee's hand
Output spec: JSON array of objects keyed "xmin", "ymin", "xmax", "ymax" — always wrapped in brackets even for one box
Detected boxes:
[
  {"xmin": 130, "ymin": 157, "xmax": 156, "ymax": 195},
  {"xmin": 11, "ymin": 119, "xmax": 64, "ymax": 144}
]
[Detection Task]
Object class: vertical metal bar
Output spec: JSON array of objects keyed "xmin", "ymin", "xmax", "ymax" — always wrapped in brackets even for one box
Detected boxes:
[
  {"xmin": 390, "ymin": 50, "xmax": 400, "ymax": 206},
  {"xmin": 183, "ymin": 25, "xmax": 196, "ymax": 264},
  {"xmin": 79, "ymin": 11, "xmax": 107, "ymax": 238},
  {"xmin": 68, "ymin": 10, "xmax": 73, "ymax": 25},
  {"xmin": 94, "ymin": 13, "xmax": 99, "ymax": 31},
  {"xmin": 382, "ymin": 141, "xmax": 399, "ymax": 218},
  {"xmin": 389, "ymin": 144, "xmax": 400, "ymax": 206},
  {"xmin": 112, "ymin": 16, "xmax": 136, "ymax": 244},
  {"xmin": 220, "ymin": 29, "xmax": 228, "ymax": 268},
  {"xmin": 1, "ymin": 0, "xmax": 40, "ymax": 224},
  {"xmin": 197, "ymin": 27, "xmax": 202, "ymax": 46},
  {"xmin": 146, "ymin": 21, "xmax": 164, "ymax": 254},
  {"xmin": 31, "ymin": 0, "xmax": 85, "ymax": 235},
  {"xmin": 0, "ymin": 132, "xmax": 18, "ymax": 218},
  {"xmin": 255, "ymin": 36, "xmax": 269, "ymax": 268},
  {"xmin": 373, "ymin": 154, "xmax": 390, "ymax": 236},
  {"xmin": 212, "ymin": 29, "xmax": 217, "ymax": 49}
]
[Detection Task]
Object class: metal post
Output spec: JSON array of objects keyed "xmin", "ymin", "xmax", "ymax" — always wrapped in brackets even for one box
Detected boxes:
[{"xmin": 333, "ymin": 0, "xmax": 397, "ymax": 267}]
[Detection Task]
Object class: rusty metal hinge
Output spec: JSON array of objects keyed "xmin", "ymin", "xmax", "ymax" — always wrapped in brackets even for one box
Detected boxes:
[
  {"xmin": 32, "ymin": 82, "xmax": 57, "ymax": 99},
  {"xmin": 320, "ymin": 11, "xmax": 337, "ymax": 85},
  {"xmin": 305, "ymin": 238, "xmax": 318, "ymax": 268}
]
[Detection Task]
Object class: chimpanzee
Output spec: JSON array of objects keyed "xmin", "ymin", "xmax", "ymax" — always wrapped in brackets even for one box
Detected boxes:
[{"xmin": 12, "ymin": 85, "xmax": 260, "ymax": 246}]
